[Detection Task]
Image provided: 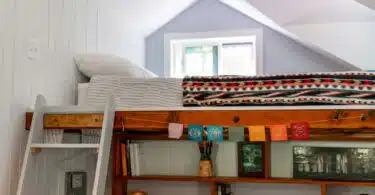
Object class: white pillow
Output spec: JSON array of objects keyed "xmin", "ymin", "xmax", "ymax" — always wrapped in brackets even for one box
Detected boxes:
[{"xmin": 74, "ymin": 53, "xmax": 157, "ymax": 78}]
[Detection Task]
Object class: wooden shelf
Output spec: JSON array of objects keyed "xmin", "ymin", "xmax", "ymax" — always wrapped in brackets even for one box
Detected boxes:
[
  {"xmin": 118, "ymin": 175, "xmax": 214, "ymax": 182},
  {"xmin": 319, "ymin": 180, "xmax": 375, "ymax": 187},
  {"xmin": 117, "ymin": 175, "xmax": 375, "ymax": 187},
  {"xmin": 215, "ymin": 177, "xmax": 320, "ymax": 184},
  {"xmin": 216, "ymin": 177, "xmax": 375, "ymax": 187}
]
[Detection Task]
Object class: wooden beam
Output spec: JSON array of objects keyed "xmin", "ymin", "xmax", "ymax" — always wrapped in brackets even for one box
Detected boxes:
[
  {"xmin": 26, "ymin": 109, "xmax": 375, "ymax": 130},
  {"xmin": 46, "ymin": 114, "xmax": 103, "ymax": 129}
]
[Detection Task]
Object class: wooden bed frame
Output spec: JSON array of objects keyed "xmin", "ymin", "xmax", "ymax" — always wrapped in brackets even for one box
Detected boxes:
[
  {"xmin": 26, "ymin": 109, "xmax": 375, "ymax": 140},
  {"xmin": 24, "ymin": 108, "xmax": 375, "ymax": 195}
]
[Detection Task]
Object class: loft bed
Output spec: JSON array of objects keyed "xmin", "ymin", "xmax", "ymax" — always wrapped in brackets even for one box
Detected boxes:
[
  {"xmin": 23, "ymin": 71, "xmax": 375, "ymax": 195},
  {"xmin": 26, "ymin": 71, "xmax": 375, "ymax": 140}
]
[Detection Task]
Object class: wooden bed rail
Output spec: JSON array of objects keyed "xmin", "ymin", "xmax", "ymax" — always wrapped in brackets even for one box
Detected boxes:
[{"xmin": 25, "ymin": 109, "xmax": 375, "ymax": 141}]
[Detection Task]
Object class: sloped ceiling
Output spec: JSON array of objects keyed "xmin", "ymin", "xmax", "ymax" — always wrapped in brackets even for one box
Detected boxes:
[
  {"xmin": 113, "ymin": 0, "xmax": 196, "ymax": 37},
  {"xmin": 220, "ymin": 0, "xmax": 360, "ymax": 70},
  {"xmin": 356, "ymin": 0, "xmax": 375, "ymax": 10},
  {"xmin": 246, "ymin": 0, "xmax": 375, "ymax": 25},
  {"xmin": 242, "ymin": 0, "xmax": 375, "ymax": 70}
]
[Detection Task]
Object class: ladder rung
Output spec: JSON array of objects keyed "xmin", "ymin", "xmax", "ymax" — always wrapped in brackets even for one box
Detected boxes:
[{"xmin": 30, "ymin": 143, "xmax": 100, "ymax": 149}]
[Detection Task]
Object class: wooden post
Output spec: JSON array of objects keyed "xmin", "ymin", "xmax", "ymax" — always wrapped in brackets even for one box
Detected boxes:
[
  {"xmin": 264, "ymin": 129, "xmax": 271, "ymax": 178},
  {"xmin": 112, "ymin": 135, "xmax": 126, "ymax": 195},
  {"xmin": 321, "ymin": 184, "xmax": 327, "ymax": 195},
  {"xmin": 210, "ymin": 182, "xmax": 217, "ymax": 195}
]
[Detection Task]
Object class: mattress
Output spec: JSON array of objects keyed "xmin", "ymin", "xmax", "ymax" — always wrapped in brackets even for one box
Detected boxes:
[
  {"xmin": 86, "ymin": 75, "xmax": 182, "ymax": 107},
  {"xmin": 84, "ymin": 72, "xmax": 375, "ymax": 109},
  {"xmin": 183, "ymin": 72, "xmax": 375, "ymax": 106}
]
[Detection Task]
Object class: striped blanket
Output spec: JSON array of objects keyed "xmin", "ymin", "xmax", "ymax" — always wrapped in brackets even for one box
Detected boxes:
[{"xmin": 182, "ymin": 72, "xmax": 375, "ymax": 106}]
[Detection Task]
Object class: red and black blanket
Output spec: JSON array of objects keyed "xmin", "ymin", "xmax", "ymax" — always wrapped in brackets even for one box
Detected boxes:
[{"xmin": 182, "ymin": 72, "xmax": 375, "ymax": 106}]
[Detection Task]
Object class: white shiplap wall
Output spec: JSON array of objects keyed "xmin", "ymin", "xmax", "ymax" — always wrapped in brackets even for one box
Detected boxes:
[
  {"xmin": 0, "ymin": 0, "xmax": 146, "ymax": 194},
  {"xmin": 0, "ymin": 0, "xmax": 200, "ymax": 193}
]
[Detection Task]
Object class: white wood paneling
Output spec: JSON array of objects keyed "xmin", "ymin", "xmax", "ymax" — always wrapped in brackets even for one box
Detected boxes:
[
  {"xmin": 133, "ymin": 141, "xmax": 237, "ymax": 177},
  {"xmin": 17, "ymin": 148, "xmax": 98, "ymax": 195},
  {"xmin": 0, "ymin": 0, "xmax": 145, "ymax": 194},
  {"xmin": 232, "ymin": 183, "xmax": 321, "ymax": 195}
]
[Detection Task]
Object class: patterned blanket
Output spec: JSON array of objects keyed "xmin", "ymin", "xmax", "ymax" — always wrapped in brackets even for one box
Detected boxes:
[{"xmin": 182, "ymin": 72, "xmax": 375, "ymax": 106}]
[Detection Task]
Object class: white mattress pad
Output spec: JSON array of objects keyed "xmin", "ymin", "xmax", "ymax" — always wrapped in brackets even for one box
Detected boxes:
[{"xmin": 86, "ymin": 75, "xmax": 183, "ymax": 107}]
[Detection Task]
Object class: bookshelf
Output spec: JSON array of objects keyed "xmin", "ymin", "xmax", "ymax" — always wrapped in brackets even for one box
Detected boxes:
[
  {"xmin": 111, "ymin": 133, "xmax": 375, "ymax": 195},
  {"xmin": 24, "ymin": 108, "xmax": 375, "ymax": 195}
]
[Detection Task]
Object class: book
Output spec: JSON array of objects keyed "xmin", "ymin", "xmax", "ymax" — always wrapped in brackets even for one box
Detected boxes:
[
  {"xmin": 120, "ymin": 143, "xmax": 128, "ymax": 176},
  {"xmin": 134, "ymin": 143, "xmax": 141, "ymax": 176},
  {"xmin": 126, "ymin": 140, "xmax": 132, "ymax": 176},
  {"xmin": 120, "ymin": 141, "xmax": 141, "ymax": 176},
  {"xmin": 130, "ymin": 143, "xmax": 136, "ymax": 176}
]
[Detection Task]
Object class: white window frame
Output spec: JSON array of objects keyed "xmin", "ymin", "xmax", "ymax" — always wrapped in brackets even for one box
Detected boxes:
[{"xmin": 163, "ymin": 29, "xmax": 263, "ymax": 77}]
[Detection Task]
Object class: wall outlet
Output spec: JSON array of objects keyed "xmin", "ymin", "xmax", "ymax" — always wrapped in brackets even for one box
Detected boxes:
[
  {"xmin": 65, "ymin": 171, "xmax": 87, "ymax": 195},
  {"xmin": 27, "ymin": 38, "xmax": 39, "ymax": 60}
]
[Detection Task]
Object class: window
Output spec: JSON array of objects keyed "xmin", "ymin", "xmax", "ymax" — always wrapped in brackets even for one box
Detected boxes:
[{"xmin": 165, "ymin": 30, "xmax": 262, "ymax": 77}]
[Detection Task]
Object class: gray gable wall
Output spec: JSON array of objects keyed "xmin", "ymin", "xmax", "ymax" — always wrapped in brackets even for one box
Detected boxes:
[{"xmin": 145, "ymin": 0, "xmax": 357, "ymax": 76}]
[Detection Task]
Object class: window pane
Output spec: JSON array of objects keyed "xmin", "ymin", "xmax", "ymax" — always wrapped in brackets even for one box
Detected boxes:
[
  {"xmin": 219, "ymin": 42, "xmax": 256, "ymax": 76},
  {"xmin": 184, "ymin": 46, "xmax": 214, "ymax": 76}
]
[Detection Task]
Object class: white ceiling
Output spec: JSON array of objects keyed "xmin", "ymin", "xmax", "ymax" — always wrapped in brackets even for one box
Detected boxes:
[
  {"xmin": 105, "ymin": 0, "xmax": 196, "ymax": 37},
  {"xmin": 246, "ymin": 0, "xmax": 375, "ymax": 25},
  {"xmin": 134, "ymin": 0, "xmax": 197, "ymax": 36}
]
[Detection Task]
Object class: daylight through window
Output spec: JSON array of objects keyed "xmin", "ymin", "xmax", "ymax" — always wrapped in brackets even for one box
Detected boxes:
[{"xmin": 169, "ymin": 36, "xmax": 257, "ymax": 78}]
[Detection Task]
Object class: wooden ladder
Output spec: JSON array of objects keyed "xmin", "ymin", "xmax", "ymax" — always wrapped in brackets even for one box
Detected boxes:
[{"xmin": 16, "ymin": 94, "xmax": 115, "ymax": 195}]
